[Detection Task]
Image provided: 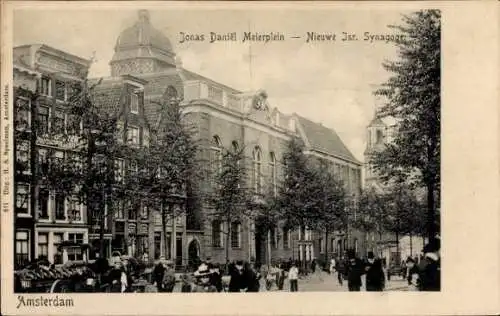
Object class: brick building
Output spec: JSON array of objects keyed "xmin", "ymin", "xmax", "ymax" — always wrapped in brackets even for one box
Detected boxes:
[
  {"xmin": 105, "ymin": 10, "xmax": 363, "ymax": 266},
  {"xmin": 13, "ymin": 10, "xmax": 364, "ymax": 269},
  {"xmin": 13, "ymin": 44, "xmax": 92, "ymax": 268}
]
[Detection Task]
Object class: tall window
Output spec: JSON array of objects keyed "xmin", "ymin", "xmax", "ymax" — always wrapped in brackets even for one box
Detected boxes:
[
  {"xmin": 15, "ymin": 230, "xmax": 30, "ymax": 268},
  {"xmin": 319, "ymin": 238, "xmax": 324, "ymax": 253},
  {"xmin": 270, "ymin": 228, "xmax": 277, "ymax": 249},
  {"xmin": 130, "ymin": 91, "xmax": 139, "ymax": 113},
  {"xmin": 53, "ymin": 233, "xmax": 63, "ymax": 264},
  {"xmin": 16, "ymin": 141, "xmax": 30, "ymax": 173},
  {"xmin": 54, "ymin": 192, "xmax": 66, "ymax": 220},
  {"xmin": 252, "ymin": 146, "xmax": 262, "ymax": 193},
  {"xmin": 127, "ymin": 126, "xmax": 139, "ymax": 145},
  {"xmin": 283, "ymin": 227, "xmax": 290, "ymax": 249},
  {"xmin": 376, "ymin": 129, "xmax": 383, "ymax": 144},
  {"xmin": 15, "ymin": 97, "xmax": 31, "ymax": 131},
  {"xmin": 212, "ymin": 220, "xmax": 223, "ymax": 248},
  {"xmin": 66, "ymin": 114, "xmax": 80, "ymax": 135},
  {"xmin": 211, "ymin": 136, "xmax": 223, "ymax": 182},
  {"xmin": 67, "ymin": 233, "xmax": 84, "ymax": 261},
  {"xmin": 37, "ymin": 189, "xmax": 49, "ymax": 219},
  {"xmin": 37, "ymin": 106, "xmax": 49, "ymax": 134},
  {"xmin": 269, "ymin": 152, "xmax": 277, "ymax": 196},
  {"xmin": 55, "ymin": 80, "xmax": 66, "ymax": 101},
  {"xmin": 38, "ymin": 148, "xmax": 49, "ymax": 175},
  {"xmin": 15, "ymin": 183, "xmax": 30, "ymax": 215},
  {"xmin": 53, "ymin": 110, "xmax": 65, "ymax": 134},
  {"xmin": 115, "ymin": 201, "xmax": 124, "ymax": 219},
  {"xmin": 68, "ymin": 197, "xmax": 81, "ymax": 221},
  {"xmin": 231, "ymin": 221, "xmax": 241, "ymax": 248},
  {"xmin": 37, "ymin": 233, "xmax": 49, "ymax": 259},
  {"xmin": 114, "ymin": 159, "xmax": 124, "ymax": 183},
  {"xmin": 40, "ymin": 77, "xmax": 51, "ymax": 96}
]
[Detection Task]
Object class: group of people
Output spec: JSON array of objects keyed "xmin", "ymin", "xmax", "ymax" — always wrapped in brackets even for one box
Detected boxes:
[{"xmin": 327, "ymin": 236, "xmax": 441, "ymax": 292}]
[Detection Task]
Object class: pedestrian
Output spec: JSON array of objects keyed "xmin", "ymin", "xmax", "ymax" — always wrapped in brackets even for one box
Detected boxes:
[
  {"xmin": 245, "ymin": 261, "xmax": 261, "ymax": 292},
  {"xmin": 406, "ymin": 257, "xmax": 418, "ymax": 286},
  {"xmin": 229, "ymin": 260, "xmax": 246, "ymax": 292},
  {"xmin": 152, "ymin": 257, "xmax": 166, "ymax": 292},
  {"xmin": 346, "ymin": 250, "xmax": 364, "ymax": 291},
  {"xmin": 288, "ymin": 261, "xmax": 299, "ymax": 292},
  {"xmin": 276, "ymin": 261, "xmax": 285, "ymax": 290},
  {"xmin": 417, "ymin": 237, "xmax": 440, "ymax": 291},
  {"xmin": 335, "ymin": 256, "xmax": 345, "ymax": 286},
  {"xmin": 192, "ymin": 263, "xmax": 217, "ymax": 292},
  {"xmin": 329, "ymin": 258, "xmax": 336, "ymax": 275},
  {"xmin": 365, "ymin": 251, "xmax": 385, "ymax": 291},
  {"xmin": 180, "ymin": 273, "xmax": 192, "ymax": 293},
  {"xmin": 209, "ymin": 264, "xmax": 223, "ymax": 292},
  {"xmin": 162, "ymin": 261, "xmax": 176, "ymax": 292}
]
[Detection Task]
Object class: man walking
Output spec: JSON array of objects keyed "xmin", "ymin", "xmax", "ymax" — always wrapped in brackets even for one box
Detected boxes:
[
  {"xmin": 335, "ymin": 256, "xmax": 345, "ymax": 286},
  {"xmin": 288, "ymin": 262, "xmax": 299, "ymax": 292},
  {"xmin": 365, "ymin": 251, "xmax": 385, "ymax": 291},
  {"xmin": 346, "ymin": 250, "xmax": 364, "ymax": 291}
]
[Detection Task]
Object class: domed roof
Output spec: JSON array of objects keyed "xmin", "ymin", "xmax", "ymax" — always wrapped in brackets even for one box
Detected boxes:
[{"xmin": 115, "ymin": 10, "xmax": 173, "ymax": 53}]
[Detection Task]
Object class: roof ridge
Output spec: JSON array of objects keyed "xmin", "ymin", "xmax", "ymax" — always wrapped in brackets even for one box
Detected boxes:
[{"xmin": 295, "ymin": 114, "xmax": 358, "ymax": 163}]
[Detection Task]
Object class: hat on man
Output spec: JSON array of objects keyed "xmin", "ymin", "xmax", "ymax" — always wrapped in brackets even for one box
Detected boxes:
[
  {"xmin": 194, "ymin": 263, "xmax": 212, "ymax": 278},
  {"xmin": 367, "ymin": 251, "xmax": 375, "ymax": 259}
]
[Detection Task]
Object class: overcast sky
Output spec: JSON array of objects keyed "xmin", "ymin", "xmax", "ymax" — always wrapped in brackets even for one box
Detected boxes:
[{"xmin": 13, "ymin": 6, "xmax": 409, "ymax": 162}]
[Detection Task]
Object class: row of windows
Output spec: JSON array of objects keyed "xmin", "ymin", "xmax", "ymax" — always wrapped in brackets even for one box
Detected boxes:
[
  {"xmin": 210, "ymin": 136, "xmax": 277, "ymax": 195},
  {"xmin": 15, "ymin": 183, "xmax": 82, "ymax": 221},
  {"xmin": 15, "ymin": 230, "xmax": 85, "ymax": 268},
  {"xmin": 15, "ymin": 96, "xmax": 142, "ymax": 143},
  {"xmin": 211, "ymin": 220, "xmax": 291, "ymax": 249},
  {"xmin": 39, "ymin": 77, "xmax": 82, "ymax": 102}
]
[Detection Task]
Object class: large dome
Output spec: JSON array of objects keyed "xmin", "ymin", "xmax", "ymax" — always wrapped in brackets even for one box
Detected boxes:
[
  {"xmin": 115, "ymin": 10, "xmax": 173, "ymax": 53},
  {"xmin": 110, "ymin": 10, "xmax": 177, "ymax": 75},
  {"xmin": 115, "ymin": 10, "xmax": 173, "ymax": 52}
]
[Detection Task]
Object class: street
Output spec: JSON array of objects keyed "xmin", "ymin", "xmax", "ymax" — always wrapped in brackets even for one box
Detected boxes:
[{"xmin": 169, "ymin": 270, "xmax": 413, "ymax": 292}]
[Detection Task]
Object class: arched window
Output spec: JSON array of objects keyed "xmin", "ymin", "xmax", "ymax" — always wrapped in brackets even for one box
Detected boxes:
[
  {"xmin": 231, "ymin": 140, "xmax": 239, "ymax": 152},
  {"xmin": 269, "ymin": 152, "xmax": 277, "ymax": 196},
  {"xmin": 252, "ymin": 146, "xmax": 262, "ymax": 193},
  {"xmin": 210, "ymin": 136, "xmax": 223, "ymax": 182},
  {"xmin": 164, "ymin": 85, "xmax": 178, "ymax": 102}
]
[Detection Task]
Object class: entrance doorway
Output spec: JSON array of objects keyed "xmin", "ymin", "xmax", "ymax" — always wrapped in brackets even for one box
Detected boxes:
[{"xmin": 188, "ymin": 239, "xmax": 200, "ymax": 270}]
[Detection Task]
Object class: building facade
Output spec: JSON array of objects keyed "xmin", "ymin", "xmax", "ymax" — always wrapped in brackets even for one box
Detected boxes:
[
  {"xmin": 13, "ymin": 10, "xmax": 364, "ymax": 269},
  {"xmin": 13, "ymin": 44, "xmax": 92, "ymax": 268}
]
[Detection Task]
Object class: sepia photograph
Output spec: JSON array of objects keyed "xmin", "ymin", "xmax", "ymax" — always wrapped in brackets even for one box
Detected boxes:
[{"xmin": 9, "ymin": 6, "xmax": 441, "ymax": 295}]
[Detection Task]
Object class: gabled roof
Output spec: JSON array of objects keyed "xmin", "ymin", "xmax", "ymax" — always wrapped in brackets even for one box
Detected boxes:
[
  {"xmin": 368, "ymin": 117, "xmax": 385, "ymax": 127},
  {"xmin": 295, "ymin": 115, "xmax": 358, "ymax": 163},
  {"xmin": 88, "ymin": 79, "xmax": 125, "ymax": 116}
]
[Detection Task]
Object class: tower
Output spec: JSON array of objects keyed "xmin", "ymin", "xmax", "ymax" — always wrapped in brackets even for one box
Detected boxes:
[
  {"xmin": 110, "ymin": 10, "xmax": 177, "ymax": 76},
  {"xmin": 364, "ymin": 113, "xmax": 387, "ymax": 188}
]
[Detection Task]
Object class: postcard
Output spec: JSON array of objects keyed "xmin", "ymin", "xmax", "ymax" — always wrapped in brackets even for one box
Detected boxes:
[{"xmin": 1, "ymin": 1, "xmax": 498, "ymax": 315}]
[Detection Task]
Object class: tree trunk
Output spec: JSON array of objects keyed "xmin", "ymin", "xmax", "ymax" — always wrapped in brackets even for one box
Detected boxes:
[
  {"xmin": 409, "ymin": 232, "xmax": 413, "ymax": 257},
  {"xmin": 99, "ymin": 194, "xmax": 106, "ymax": 258},
  {"xmin": 267, "ymin": 229, "xmax": 272, "ymax": 266},
  {"xmin": 427, "ymin": 181, "xmax": 436, "ymax": 240},
  {"xmin": 171, "ymin": 207, "xmax": 177, "ymax": 267},
  {"xmin": 225, "ymin": 219, "xmax": 231, "ymax": 264},
  {"xmin": 161, "ymin": 201, "xmax": 169, "ymax": 259},
  {"xmin": 395, "ymin": 231, "xmax": 400, "ymax": 263},
  {"xmin": 324, "ymin": 230, "xmax": 329, "ymax": 262}
]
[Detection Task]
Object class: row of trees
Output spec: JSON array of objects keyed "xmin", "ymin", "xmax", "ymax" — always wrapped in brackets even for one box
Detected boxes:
[{"xmin": 15, "ymin": 80, "xmax": 199, "ymax": 260}]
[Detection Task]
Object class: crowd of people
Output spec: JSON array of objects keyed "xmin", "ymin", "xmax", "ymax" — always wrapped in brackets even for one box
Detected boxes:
[{"xmin": 326, "ymin": 236, "xmax": 441, "ymax": 292}]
